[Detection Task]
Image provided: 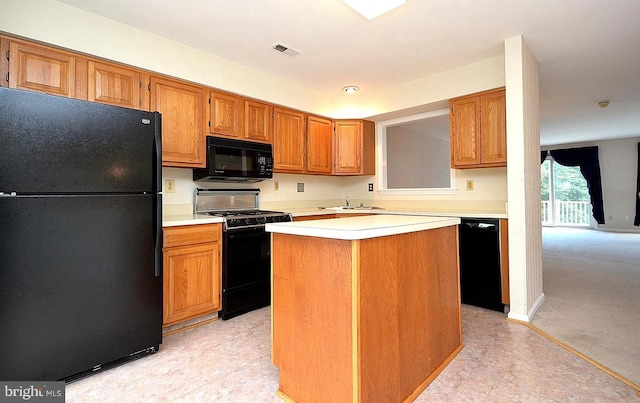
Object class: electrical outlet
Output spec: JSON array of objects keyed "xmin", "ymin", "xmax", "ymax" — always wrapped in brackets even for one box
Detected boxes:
[
  {"xmin": 274, "ymin": 180, "xmax": 279, "ymax": 191},
  {"xmin": 165, "ymin": 179, "xmax": 175, "ymax": 193},
  {"xmin": 625, "ymin": 215, "xmax": 630, "ymax": 222},
  {"xmin": 296, "ymin": 183, "xmax": 304, "ymax": 192},
  {"xmin": 466, "ymin": 180, "xmax": 474, "ymax": 191},
  {"xmin": 368, "ymin": 183, "xmax": 374, "ymax": 191}
]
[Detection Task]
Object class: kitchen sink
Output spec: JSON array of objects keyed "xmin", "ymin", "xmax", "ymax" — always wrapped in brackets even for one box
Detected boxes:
[{"xmin": 319, "ymin": 205, "xmax": 383, "ymax": 211}]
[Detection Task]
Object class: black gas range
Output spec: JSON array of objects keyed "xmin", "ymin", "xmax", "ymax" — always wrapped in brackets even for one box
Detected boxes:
[{"xmin": 195, "ymin": 189, "xmax": 292, "ymax": 319}]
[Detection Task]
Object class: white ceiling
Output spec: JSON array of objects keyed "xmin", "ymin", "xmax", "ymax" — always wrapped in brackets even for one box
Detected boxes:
[{"xmin": 57, "ymin": 0, "xmax": 640, "ymax": 146}]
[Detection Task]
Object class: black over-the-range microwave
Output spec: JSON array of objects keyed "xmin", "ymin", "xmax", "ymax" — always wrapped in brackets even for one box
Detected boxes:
[{"xmin": 193, "ymin": 136, "xmax": 274, "ymax": 183}]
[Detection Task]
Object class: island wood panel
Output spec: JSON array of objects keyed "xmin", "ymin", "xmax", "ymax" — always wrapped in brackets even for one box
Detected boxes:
[
  {"xmin": 272, "ymin": 234, "xmax": 355, "ymax": 403},
  {"xmin": 358, "ymin": 226, "xmax": 462, "ymax": 401},
  {"xmin": 271, "ymin": 226, "xmax": 462, "ymax": 402}
]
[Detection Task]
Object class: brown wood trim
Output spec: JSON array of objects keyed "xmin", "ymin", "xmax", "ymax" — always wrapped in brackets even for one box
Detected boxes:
[
  {"xmin": 518, "ymin": 320, "xmax": 640, "ymax": 393},
  {"xmin": 500, "ymin": 219, "xmax": 510, "ymax": 304}
]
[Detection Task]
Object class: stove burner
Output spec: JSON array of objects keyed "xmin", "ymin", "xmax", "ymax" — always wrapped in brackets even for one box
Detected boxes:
[{"xmin": 206, "ymin": 210, "xmax": 281, "ymax": 217}]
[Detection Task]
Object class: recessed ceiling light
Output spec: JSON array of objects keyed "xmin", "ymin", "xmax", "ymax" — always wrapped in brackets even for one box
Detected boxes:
[
  {"xmin": 342, "ymin": 86, "xmax": 359, "ymax": 94},
  {"xmin": 342, "ymin": 0, "xmax": 407, "ymax": 20}
]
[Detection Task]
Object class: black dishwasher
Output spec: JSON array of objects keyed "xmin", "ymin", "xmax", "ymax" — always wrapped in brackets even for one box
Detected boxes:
[{"xmin": 458, "ymin": 218, "xmax": 504, "ymax": 312}]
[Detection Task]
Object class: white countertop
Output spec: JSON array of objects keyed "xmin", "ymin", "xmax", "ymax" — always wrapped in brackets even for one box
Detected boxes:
[
  {"xmin": 163, "ymin": 214, "xmax": 223, "ymax": 227},
  {"xmin": 265, "ymin": 214, "xmax": 460, "ymax": 240}
]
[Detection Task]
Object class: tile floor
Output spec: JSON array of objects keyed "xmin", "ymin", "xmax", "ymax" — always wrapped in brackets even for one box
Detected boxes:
[{"xmin": 66, "ymin": 305, "xmax": 639, "ymax": 402}]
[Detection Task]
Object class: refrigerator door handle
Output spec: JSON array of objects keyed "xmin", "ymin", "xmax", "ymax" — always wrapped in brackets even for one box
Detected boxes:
[
  {"xmin": 154, "ymin": 194, "xmax": 163, "ymax": 277},
  {"xmin": 153, "ymin": 111, "xmax": 163, "ymax": 278}
]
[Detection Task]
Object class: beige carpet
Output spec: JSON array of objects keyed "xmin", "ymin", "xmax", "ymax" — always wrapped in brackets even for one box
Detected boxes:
[{"xmin": 533, "ymin": 227, "xmax": 640, "ymax": 387}]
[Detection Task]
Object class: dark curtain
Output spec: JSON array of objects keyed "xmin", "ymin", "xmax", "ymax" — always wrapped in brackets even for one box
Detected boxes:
[
  {"xmin": 541, "ymin": 150, "xmax": 548, "ymax": 164},
  {"xmin": 634, "ymin": 143, "xmax": 640, "ymax": 226},
  {"xmin": 550, "ymin": 146, "xmax": 605, "ymax": 224}
]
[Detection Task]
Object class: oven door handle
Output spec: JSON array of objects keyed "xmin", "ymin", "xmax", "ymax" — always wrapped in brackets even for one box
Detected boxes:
[{"xmin": 226, "ymin": 228, "xmax": 268, "ymax": 240}]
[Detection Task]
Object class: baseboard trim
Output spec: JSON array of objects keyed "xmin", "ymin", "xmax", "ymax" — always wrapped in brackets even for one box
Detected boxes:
[
  {"xmin": 507, "ymin": 293, "xmax": 545, "ymax": 322},
  {"xmin": 597, "ymin": 228, "xmax": 640, "ymax": 234},
  {"xmin": 523, "ymin": 322, "xmax": 640, "ymax": 393}
]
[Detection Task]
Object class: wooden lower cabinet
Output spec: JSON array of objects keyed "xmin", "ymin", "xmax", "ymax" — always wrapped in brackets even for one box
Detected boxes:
[{"xmin": 162, "ymin": 224, "xmax": 222, "ymax": 326}]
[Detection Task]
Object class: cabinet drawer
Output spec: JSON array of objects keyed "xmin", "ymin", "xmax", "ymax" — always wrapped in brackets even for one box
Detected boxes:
[{"xmin": 163, "ymin": 224, "xmax": 221, "ymax": 248}]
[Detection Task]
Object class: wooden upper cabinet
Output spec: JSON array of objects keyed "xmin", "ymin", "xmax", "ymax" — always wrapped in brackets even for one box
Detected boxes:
[
  {"xmin": 334, "ymin": 120, "xmax": 375, "ymax": 175},
  {"xmin": 149, "ymin": 76, "xmax": 205, "ymax": 168},
  {"xmin": 480, "ymin": 89, "xmax": 507, "ymax": 165},
  {"xmin": 5, "ymin": 40, "xmax": 77, "ymax": 97},
  {"xmin": 207, "ymin": 90, "xmax": 243, "ymax": 138},
  {"xmin": 273, "ymin": 107, "xmax": 306, "ymax": 173},
  {"xmin": 244, "ymin": 99, "xmax": 272, "ymax": 143},
  {"xmin": 450, "ymin": 87, "xmax": 506, "ymax": 168},
  {"xmin": 88, "ymin": 60, "xmax": 147, "ymax": 110},
  {"xmin": 306, "ymin": 115, "xmax": 333, "ymax": 174}
]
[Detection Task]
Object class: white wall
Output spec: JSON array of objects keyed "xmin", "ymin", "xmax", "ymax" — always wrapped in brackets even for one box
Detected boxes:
[
  {"xmin": 0, "ymin": 0, "xmax": 331, "ymax": 114},
  {"xmin": 505, "ymin": 36, "xmax": 543, "ymax": 322}
]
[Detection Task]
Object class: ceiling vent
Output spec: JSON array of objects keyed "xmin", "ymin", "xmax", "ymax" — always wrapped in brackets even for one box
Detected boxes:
[{"xmin": 270, "ymin": 42, "xmax": 301, "ymax": 57}]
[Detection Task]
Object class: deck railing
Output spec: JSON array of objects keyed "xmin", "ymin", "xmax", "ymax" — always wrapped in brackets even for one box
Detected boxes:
[{"xmin": 541, "ymin": 200, "xmax": 591, "ymax": 226}]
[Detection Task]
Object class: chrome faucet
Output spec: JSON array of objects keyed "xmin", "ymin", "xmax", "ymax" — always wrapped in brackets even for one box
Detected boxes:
[{"xmin": 345, "ymin": 196, "xmax": 350, "ymax": 206}]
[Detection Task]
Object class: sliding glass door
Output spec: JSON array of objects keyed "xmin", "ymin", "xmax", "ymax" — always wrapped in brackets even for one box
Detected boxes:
[{"xmin": 541, "ymin": 157, "xmax": 592, "ymax": 226}]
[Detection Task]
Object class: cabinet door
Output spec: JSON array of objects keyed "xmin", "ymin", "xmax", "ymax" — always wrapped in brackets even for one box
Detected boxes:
[
  {"xmin": 7, "ymin": 41, "xmax": 76, "ymax": 97},
  {"xmin": 149, "ymin": 76, "xmax": 205, "ymax": 167},
  {"xmin": 306, "ymin": 116, "xmax": 333, "ymax": 174},
  {"xmin": 480, "ymin": 89, "xmax": 507, "ymax": 165},
  {"xmin": 88, "ymin": 60, "xmax": 146, "ymax": 110},
  {"xmin": 0, "ymin": 37, "xmax": 9, "ymax": 88},
  {"xmin": 163, "ymin": 242, "xmax": 221, "ymax": 326},
  {"xmin": 334, "ymin": 120, "xmax": 363, "ymax": 174},
  {"xmin": 273, "ymin": 107, "xmax": 306, "ymax": 172},
  {"xmin": 450, "ymin": 95, "xmax": 481, "ymax": 167},
  {"xmin": 244, "ymin": 99, "xmax": 272, "ymax": 143},
  {"xmin": 207, "ymin": 90, "xmax": 243, "ymax": 138}
]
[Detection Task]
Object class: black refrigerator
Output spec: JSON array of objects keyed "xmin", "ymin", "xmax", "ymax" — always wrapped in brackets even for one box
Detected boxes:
[{"xmin": 0, "ymin": 87, "xmax": 163, "ymax": 382}]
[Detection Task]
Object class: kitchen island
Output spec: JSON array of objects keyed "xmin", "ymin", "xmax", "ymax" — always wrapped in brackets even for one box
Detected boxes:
[{"xmin": 266, "ymin": 215, "xmax": 463, "ymax": 403}]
